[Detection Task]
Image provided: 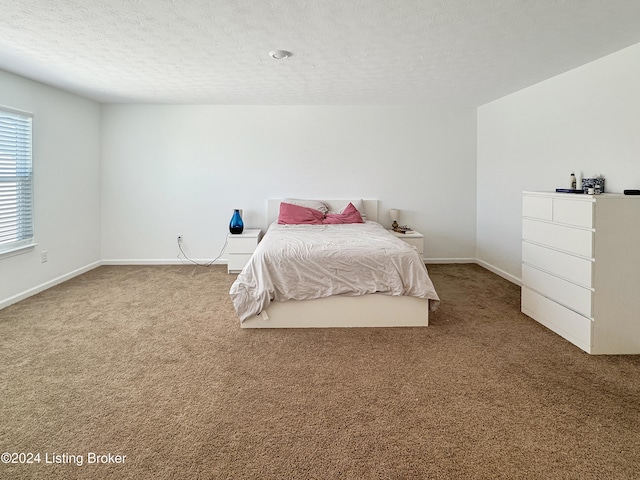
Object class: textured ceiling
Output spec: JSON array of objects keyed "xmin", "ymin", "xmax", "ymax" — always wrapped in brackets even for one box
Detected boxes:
[{"xmin": 1, "ymin": 0, "xmax": 640, "ymax": 105}]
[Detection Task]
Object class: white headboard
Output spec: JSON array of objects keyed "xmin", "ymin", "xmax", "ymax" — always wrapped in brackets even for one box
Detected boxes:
[{"xmin": 267, "ymin": 199, "xmax": 379, "ymax": 225}]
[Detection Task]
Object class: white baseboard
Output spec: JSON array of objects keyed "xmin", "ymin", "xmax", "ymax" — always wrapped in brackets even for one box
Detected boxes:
[
  {"xmin": 101, "ymin": 259, "xmax": 227, "ymax": 266},
  {"xmin": 425, "ymin": 257, "xmax": 475, "ymax": 264},
  {"xmin": 0, "ymin": 261, "xmax": 102, "ymax": 310},
  {"xmin": 425, "ymin": 257, "xmax": 520, "ymax": 286},
  {"xmin": 475, "ymin": 259, "xmax": 521, "ymax": 286}
]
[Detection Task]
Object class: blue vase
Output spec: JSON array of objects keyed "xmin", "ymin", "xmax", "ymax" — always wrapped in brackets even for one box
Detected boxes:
[{"xmin": 229, "ymin": 209, "xmax": 244, "ymax": 234}]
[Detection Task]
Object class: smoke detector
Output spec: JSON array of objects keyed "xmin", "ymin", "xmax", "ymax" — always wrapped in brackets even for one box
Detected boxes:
[{"xmin": 269, "ymin": 50, "xmax": 292, "ymax": 60}]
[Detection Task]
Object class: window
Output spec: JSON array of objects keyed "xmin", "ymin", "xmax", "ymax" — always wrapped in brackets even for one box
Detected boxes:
[{"xmin": 0, "ymin": 107, "xmax": 34, "ymax": 254}]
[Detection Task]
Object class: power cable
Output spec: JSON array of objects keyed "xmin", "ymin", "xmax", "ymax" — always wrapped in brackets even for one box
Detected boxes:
[{"xmin": 176, "ymin": 234, "xmax": 229, "ymax": 267}]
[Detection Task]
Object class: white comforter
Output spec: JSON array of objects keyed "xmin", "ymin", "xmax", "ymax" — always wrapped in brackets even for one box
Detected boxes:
[{"xmin": 229, "ymin": 221, "xmax": 440, "ymax": 322}]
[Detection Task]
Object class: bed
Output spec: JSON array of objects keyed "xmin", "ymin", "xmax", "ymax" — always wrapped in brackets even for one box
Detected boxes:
[{"xmin": 229, "ymin": 199, "xmax": 440, "ymax": 328}]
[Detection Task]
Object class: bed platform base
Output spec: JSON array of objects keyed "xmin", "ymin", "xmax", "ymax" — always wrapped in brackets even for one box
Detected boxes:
[{"xmin": 241, "ymin": 294, "xmax": 429, "ymax": 328}]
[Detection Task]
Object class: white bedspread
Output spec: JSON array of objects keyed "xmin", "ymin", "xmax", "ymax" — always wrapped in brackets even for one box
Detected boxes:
[{"xmin": 229, "ymin": 221, "xmax": 440, "ymax": 322}]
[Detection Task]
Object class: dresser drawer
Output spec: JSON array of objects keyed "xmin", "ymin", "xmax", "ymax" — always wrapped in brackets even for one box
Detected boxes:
[
  {"xmin": 227, "ymin": 238, "xmax": 259, "ymax": 254},
  {"xmin": 552, "ymin": 198, "xmax": 593, "ymax": 228},
  {"xmin": 523, "ymin": 195, "xmax": 552, "ymax": 221},
  {"xmin": 522, "ymin": 287, "xmax": 592, "ymax": 349},
  {"xmin": 522, "ymin": 264, "xmax": 592, "ymax": 317},
  {"xmin": 402, "ymin": 236, "xmax": 423, "ymax": 255},
  {"xmin": 522, "ymin": 241, "xmax": 593, "ymax": 288},
  {"xmin": 522, "ymin": 219, "xmax": 593, "ymax": 258},
  {"xmin": 228, "ymin": 253, "xmax": 253, "ymax": 272},
  {"xmin": 227, "ymin": 229, "xmax": 262, "ymax": 254}
]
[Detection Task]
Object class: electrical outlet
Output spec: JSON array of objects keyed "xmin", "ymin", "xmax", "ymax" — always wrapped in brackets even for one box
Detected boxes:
[
  {"xmin": 177, "ymin": 235, "xmax": 183, "ymax": 244},
  {"xmin": 40, "ymin": 250, "xmax": 48, "ymax": 263}
]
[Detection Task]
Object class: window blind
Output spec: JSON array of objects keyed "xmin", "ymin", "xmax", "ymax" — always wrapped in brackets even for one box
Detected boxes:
[{"xmin": 0, "ymin": 108, "xmax": 34, "ymax": 252}]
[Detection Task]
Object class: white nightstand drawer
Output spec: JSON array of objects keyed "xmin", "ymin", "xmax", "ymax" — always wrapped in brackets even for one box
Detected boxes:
[
  {"xmin": 227, "ymin": 232, "xmax": 261, "ymax": 253},
  {"xmin": 522, "ymin": 264, "xmax": 592, "ymax": 317},
  {"xmin": 522, "ymin": 219, "xmax": 593, "ymax": 258},
  {"xmin": 389, "ymin": 231, "xmax": 424, "ymax": 257},
  {"xmin": 228, "ymin": 253, "xmax": 253, "ymax": 273},
  {"xmin": 400, "ymin": 236, "xmax": 423, "ymax": 255},
  {"xmin": 522, "ymin": 241, "xmax": 593, "ymax": 288}
]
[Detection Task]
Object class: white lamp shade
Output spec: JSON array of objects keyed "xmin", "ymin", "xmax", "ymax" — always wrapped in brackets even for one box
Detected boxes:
[{"xmin": 389, "ymin": 209, "xmax": 400, "ymax": 222}]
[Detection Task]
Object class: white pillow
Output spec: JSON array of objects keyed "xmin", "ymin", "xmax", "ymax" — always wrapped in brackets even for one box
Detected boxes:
[
  {"xmin": 338, "ymin": 199, "xmax": 367, "ymax": 221},
  {"xmin": 283, "ymin": 198, "xmax": 330, "ymax": 214}
]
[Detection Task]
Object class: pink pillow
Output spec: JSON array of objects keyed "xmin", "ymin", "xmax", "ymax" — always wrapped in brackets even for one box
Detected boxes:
[
  {"xmin": 323, "ymin": 202, "xmax": 364, "ymax": 224},
  {"xmin": 278, "ymin": 202, "xmax": 324, "ymax": 224}
]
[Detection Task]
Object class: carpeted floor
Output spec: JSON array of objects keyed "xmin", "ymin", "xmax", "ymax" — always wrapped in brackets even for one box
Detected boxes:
[{"xmin": 0, "ymin": 263, "xmax": 639, "ymax": 479}]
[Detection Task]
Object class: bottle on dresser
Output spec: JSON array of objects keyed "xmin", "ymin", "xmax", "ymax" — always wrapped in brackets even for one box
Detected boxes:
[{"xmin": 576, "ymin": 171, "xmax": 583, "ymax": 192}]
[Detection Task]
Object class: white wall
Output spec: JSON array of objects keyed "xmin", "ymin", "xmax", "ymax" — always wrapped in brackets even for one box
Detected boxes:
[
  {"xmin": 477, "ymin": 42, "xmax": 640, "ymax": 282},
  {"xmin": 101, "ymin": 105, "xmax": 477, "ymax": 263},
  {"xmin": 0, "ymin": 70, "xmax": 102, "ymax": 307}
]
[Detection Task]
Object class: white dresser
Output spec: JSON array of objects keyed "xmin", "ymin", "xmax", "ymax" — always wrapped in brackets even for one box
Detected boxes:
[{"xmin": 521, "ymin": 191, "xmax": 640, "ymax": 354}]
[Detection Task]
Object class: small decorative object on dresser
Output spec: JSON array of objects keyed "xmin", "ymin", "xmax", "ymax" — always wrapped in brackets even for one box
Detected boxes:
[
  {"xmin": 521, "ymin": 191, "xmax": 640, "ymax": 354},
  {"xmin": 229, "ymin": 209, "xmax": 244, "ymax": 234},
  {"xmin": 581, "ymin": 176, "xmax": 605, "ymax": 194},
  {"xmin": 227, "ymin": 229, "xmax": 262, "ymax": 274}
]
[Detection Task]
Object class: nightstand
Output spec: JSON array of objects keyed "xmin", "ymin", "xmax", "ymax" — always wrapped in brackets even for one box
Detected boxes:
[
  {"xmin": 390, "ymin": 230, "xmax": 424, "ymax": 258},
  {"xmin": 227, "ymin": 229, "xmax": 262, "ymax": 274}
]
